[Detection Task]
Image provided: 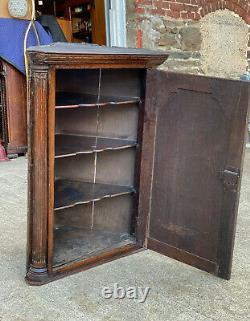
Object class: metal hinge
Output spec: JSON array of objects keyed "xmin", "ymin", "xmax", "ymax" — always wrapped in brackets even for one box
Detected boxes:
[{"xmin": 220, "ymin": 168, "xmax": 240, "ymax": 192}]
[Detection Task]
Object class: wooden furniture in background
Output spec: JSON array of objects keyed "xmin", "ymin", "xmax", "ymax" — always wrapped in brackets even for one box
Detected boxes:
[
  {"xmin": 91, "ymin": 0, "xmax": 106, "ymax": 45},
  {"xmin": 57, "ymin": 18, "xmax": 72, "ymax": 42},
  {"xmin": 37, "ymin": 0, "xmax": 107, "ymax": 45},
  {"xmin": 66, "ymin": 0, "xmax": 106, "ymax": 44},
  {"xmin": 70, "ymin": 1, "xmax": 92, "ymax": 43},
  {"xmin": 0, "ymin": 60, "xmax": 27, "ymax": 156},
  {"xmin": 26, "ymin": 43, "xmax": 249, "ymax": 285}
]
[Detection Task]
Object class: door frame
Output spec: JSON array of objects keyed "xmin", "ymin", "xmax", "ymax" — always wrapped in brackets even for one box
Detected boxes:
[{"xmin": 104, "ymin": 0, "xmax": 127, "ymax": 47}]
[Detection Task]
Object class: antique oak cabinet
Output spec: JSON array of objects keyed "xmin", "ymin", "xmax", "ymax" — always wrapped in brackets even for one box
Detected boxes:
[
  {"xmin": 26, "ymin": 43, "xmax": 249, "ymax": 285},
  {"xmin": 0, "ymin": 60, "xmax": 27, "ymax": 156}
]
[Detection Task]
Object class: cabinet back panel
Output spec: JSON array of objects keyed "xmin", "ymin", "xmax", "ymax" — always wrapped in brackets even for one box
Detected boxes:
[
  {"xmin": 56, "ymin": 69, "xmax": 143, "ymax": 97},
  {"xmin": 53, "ymin": 195, "xmax": 135, "ymax": 267},
  {"xmin": 53, "ymin": 228, "xmax": 135, "ymax": 267},
  {"xmin": 55, "ymin": 195, "xmax": 133, "ymax": 233},
  {"xmin": 100, "ymin": 69, "xmax": 144, "ymax": 97},
  {"xmin": 55, "ymin": 104, "xmax": 139, "ymax": 140},
  {"xmin": 55, "ymin": 149, "xmax": 136, "ymax": 187},
  {"xmin": 56, "ymin": 69, "xmax": 100, "ymax": 95},
  {"xmin": 52, "ymin": 67, "xmax": 143, "ymax": 270}
]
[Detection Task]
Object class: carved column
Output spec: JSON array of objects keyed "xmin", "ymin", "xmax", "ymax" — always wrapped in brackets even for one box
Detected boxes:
[{"xmin": 26, "ymin": 66, "xmax": 50, "ymax": 285}]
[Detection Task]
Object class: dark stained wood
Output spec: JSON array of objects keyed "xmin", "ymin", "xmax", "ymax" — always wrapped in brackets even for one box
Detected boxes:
[
  {"xmin": 27, "ymin": 43, "xmax": 168, "ymax": 69},
  {"xmin": 26, "ymin": 66, "xmax": 50, "ymax": 285},
  {"xmin": 137, "ymin": 70, "xmax": 158, "ymax": 246},
  {"xmin": 28, "ymin": 42, "xmax": 168, "ymax": 56},
  {"xmin": 55, "ymin": 148, "xmax": 137, "ymax": 187},
  {"xmin": 47, "ymin": 68, "xmax": 56, "ymax": 274},
  {"xmin": 146, "ymin": 71, "xmax": 249, "ymax": 280},
  {"xmin": 54, "ymin": 228, "xmax": 135, "ymax": 267},
  {"xmin": 130, "ymin": 74, "xmax": 147, "ymax": 238},
  {"xmin": 54, "ymin": 179, "xmax": 135, "ymax": 211},
  {"xmin": 26, "ymin": 44, "xmax": 167, "ymax": 285},
  {"xmin": 147, "ymin": 238, "xmax": 218, "ymax": 274},
  {"xmin": 0, "ymin": 60, "xmax": 27, "ymax": 155},
  {"xmin": 55, "ymin": 195, "xmax": 134, "ymax": 234},
  {"xmin": 55, "ymin": 134, "xmax": 137, "ymax": 158},
  {"xmin": 27, "ymin": 43, "xmax": 249, "ymax": 285},
  {"xmin": 56, "ymin": 92, "xmax": 141, "ymax": 109},
  {"xmin": 52, "ymin": 244, "xmax": 142, "ymax": 285}
]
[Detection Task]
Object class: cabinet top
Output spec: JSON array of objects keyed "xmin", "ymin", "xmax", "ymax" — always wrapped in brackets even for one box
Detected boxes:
[{"xmin": 27, "ymin": 43, "xmax": 168, "ymax": 69}]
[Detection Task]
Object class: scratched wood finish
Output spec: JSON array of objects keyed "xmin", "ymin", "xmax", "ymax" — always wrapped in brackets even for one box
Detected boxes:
[
  {"xmin": 27, "ymin": 44, "xmax": 249, "ymax": 285},
  {"xmin": 54, "ymin": 179, "xmax": 135, "ymax": 211},
  {"xmin": 55, "ymin": 134, "xmax": 137, "ymax": 158},
  {"xmin": 26, "ymin": 66, "xmax": 50, "ymax": 285},
  {"xmin": 54, "ymin": 228, "xmax": 135, "ymax": 267},
  {"xmin": 27, "ymin": 43, "xmax": 168, "ymax": 69},
  {"xmin": 56, "ymin": 92, "xmax": 141, "ymax": 109},
  {"xmin": 26, "ymin": 43, "xmax": 168, "ymax": 285},
  {"xmin": 146, "ymin": 71, "xmax": 249, "ymax": 280}
]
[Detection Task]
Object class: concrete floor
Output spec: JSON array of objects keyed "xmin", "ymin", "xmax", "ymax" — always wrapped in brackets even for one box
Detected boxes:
[{"xmin": 0, "ymin": 152, "xmax": 249, "ymax": 321}]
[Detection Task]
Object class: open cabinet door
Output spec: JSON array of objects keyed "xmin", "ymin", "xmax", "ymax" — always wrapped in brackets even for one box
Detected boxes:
[{"xmin": 145, "ymin": 71, "xmax": 249, "ymax": 279}]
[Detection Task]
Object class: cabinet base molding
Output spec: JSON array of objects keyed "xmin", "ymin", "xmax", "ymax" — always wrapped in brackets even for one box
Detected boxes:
[{"xmin": 25, "ymin": 266, "xmax": 50, "ymax": 286}]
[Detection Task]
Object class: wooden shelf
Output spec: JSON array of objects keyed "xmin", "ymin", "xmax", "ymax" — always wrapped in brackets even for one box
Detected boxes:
[
  {"xmin": 56, "ymin": 92, "xmax": 141, "ymax": 109},
  {"xmin": 54, "ymin": 227, "xmax": 135, "ymax": 267},
  {"xmin": 54, "ymin": 179, "xmax": 135, "ymax": 211},
  {"xmin": 55, "ymin": 134, "xmax": 137, "ymax": 158}
]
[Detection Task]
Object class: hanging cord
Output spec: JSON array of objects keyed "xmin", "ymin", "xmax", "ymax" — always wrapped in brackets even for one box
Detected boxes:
[
  {"xmin": 91, "ymin": 69, "xmax": 102, "ymax": 230},
  {"xmin": 24, "ymin": 0, "xmax": 40, "ymax": 77}
]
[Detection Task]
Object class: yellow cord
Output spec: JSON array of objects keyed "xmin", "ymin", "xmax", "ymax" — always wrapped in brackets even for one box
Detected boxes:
[{"xmin": 24, "ymin": 0, "xmax": 40, "ymax": 77}]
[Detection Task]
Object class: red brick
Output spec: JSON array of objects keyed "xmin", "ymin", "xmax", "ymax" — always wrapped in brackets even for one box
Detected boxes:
[
  {"xmin": 180, "ymin": 11, "xmax": 189, "ymax": 18},
  {"xmin": 136, "ymin": 29, "xmax": 143, "ymax": 48},
  {"xmin": 135, "ymin": 7, "xmax": 145, "ymax": 14},
  {"xmin": 184, "ymin": 4, "xmax": 199, "ymax": 12},
  {"xmin": 169, "ymin": 3, "xmax": 185, "ymax": 11},
  {"xmin": 133, "ymin": 0, "xmax": 250, "ymax": 23},
  {"xmin": 177, "ymin": 0, "xmax": 193, "ymax": 4}
]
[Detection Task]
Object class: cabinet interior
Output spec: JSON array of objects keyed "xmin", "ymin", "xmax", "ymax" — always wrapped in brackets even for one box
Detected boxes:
[{"xmin": 53, "ymin": 68, "xmax": 145, "ymax": 268}]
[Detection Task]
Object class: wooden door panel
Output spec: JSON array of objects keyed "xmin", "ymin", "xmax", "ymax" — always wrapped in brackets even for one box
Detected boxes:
[{"xmin": 146, "ymin": 71, "xmax": 249, "ymax": 279}]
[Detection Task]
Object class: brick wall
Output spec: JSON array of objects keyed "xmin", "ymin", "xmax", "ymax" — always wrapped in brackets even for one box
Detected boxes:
[
  {"xmin": 126, "ymin": 0, "xmax": 250, "ymax": 77},
  {"xmin": 134, "ymin": 0, "xmax": 250, "ymax": 23}
]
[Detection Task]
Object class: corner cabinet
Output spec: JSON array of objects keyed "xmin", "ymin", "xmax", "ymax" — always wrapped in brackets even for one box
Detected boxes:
[{"xmin": 26, "ymin": 43, "xmax": 249, "ymax": 285}]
